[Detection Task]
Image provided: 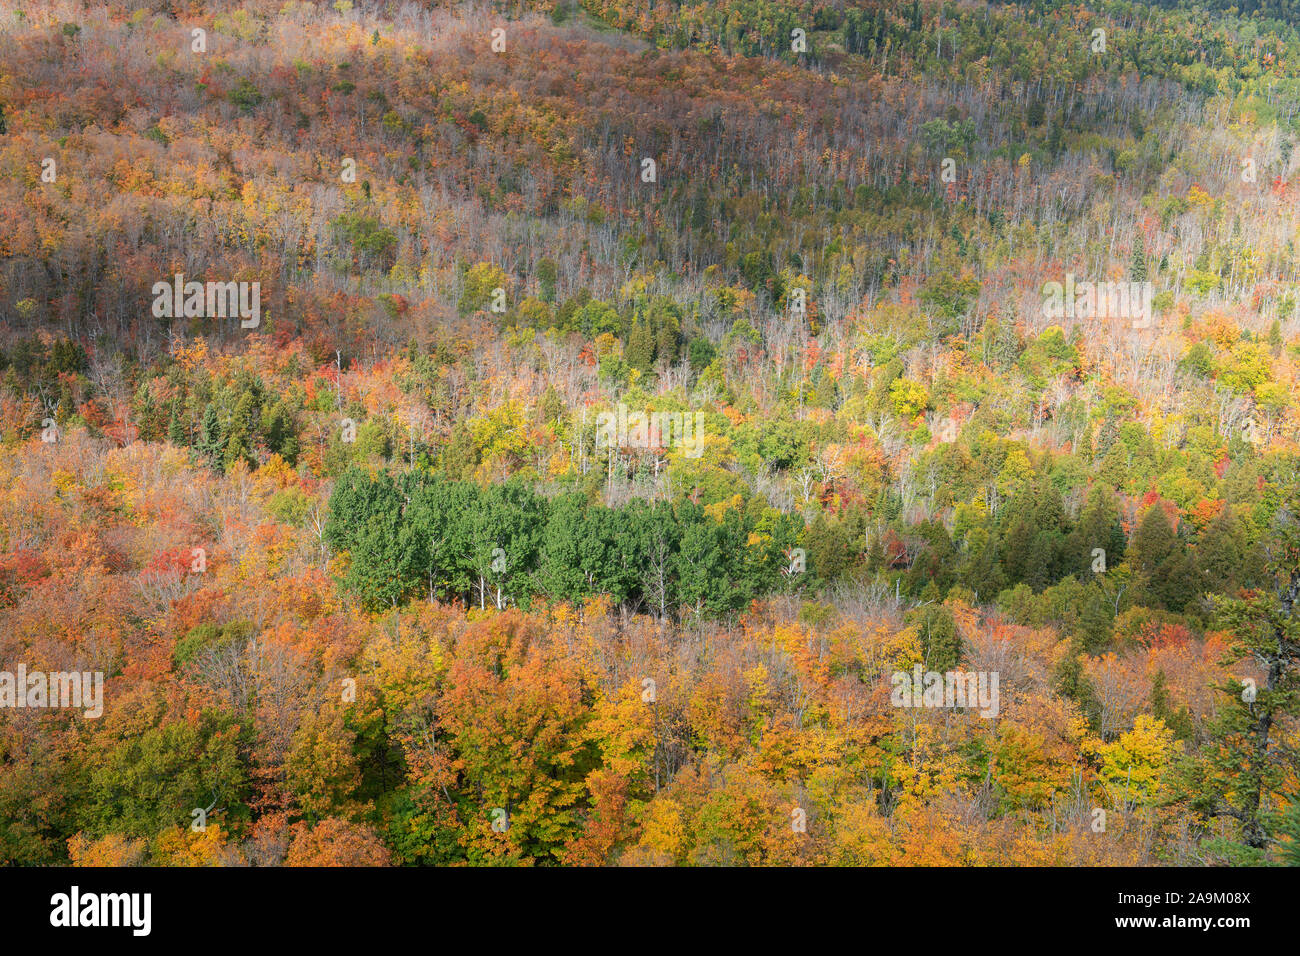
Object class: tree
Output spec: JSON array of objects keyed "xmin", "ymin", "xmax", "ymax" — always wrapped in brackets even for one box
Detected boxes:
[
  {"xmin": 1093, "ymin": 714, "xmax": 1175, "ymax": 808},
  {"xmin": 538, "ymin": 492, "xmax": 592, "ymax": 605},
  {"xmin": 264, "ymin": 401, "xmax": 300, "ymax": 464},
  {"xmin": 1130, "ymin": 235, "xmax": 1148, "ymax": 281},
  {"xmin": 285, "ymin": 819, "xmax": 391, "ymax": 866},
  {"xmin": 1129, "ymin": 503, "xmax": 1195, "ymax": 611},
  {"xmin": 77, "ymin": 694, "xmax": 248, "ymax": 843},
  {"xmin": 197, "ymin": 403, "xmax": 223, "ymax": 463},
  {"xmin": 438, "ymin": 612, "xmax": 597, "ymax": 864},
  {"xmin": 905, "ymin": 603, "xmax": 962, "ymax": 672},
  {"xmin": 326, "ymin": 470, "xmax": 417, "ymax": 610},
  {"xmin": 905, "ymin": 519, "xmax": 957, "ymax": 596},
  {"xmin": 630, "ymin": 499, "xmax": 682, "ymax": 620},
  {"xmin": 1177, "ymin": 498, "xmax": 1300, "ymax": 853},
  {"xmin": 625, "ymin": 319, "xmax": 655, "ymax": 375},
  {"xmin": 167, "ymin": 400, "xmax": 187, "ymax": 446},
  {"xmin": 1069, "ymin": 485, "xmax": 1126, "ymax": 577},
  {"xmin": 466, "ymin": 481, "xmax": 546, "ymax": 609},
  {"xmin": 404, "ymin": 474, "xmax": 479, "ymax": 603},
  {"xmin": 223, "ymin": 389, "xmax": 260, "ymax": 471}
]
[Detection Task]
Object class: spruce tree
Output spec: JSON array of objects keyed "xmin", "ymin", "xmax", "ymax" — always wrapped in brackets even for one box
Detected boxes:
[
  {"xmin": 625, "ymin": 319, "xmax": 654, "ymax": 374},
  {"xmin": 197, "ymin": 403, "xmax": 222, "ymax": 462},
  {"xmin": 1130, "ymin": 235, "xmax": 1148, "ymax": 282},
  {"xmin": 167, "ymin": 401, "xmax": 187, "ymax": 446}
]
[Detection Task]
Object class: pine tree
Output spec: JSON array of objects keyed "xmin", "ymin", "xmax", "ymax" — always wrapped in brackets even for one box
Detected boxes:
[
  {"xmin": 1130, "ymin": 504, "xmax": 1196, "ymax": 610},
  {"xmin": 1077, "ymin": 586, "xmax": 1114, "ymax": 652},
  {"xmin": 197, "ymin": 403, "xmax": 222, "ymax": 462},
  {"xmin": 906, "ymin": 603, "xmax": 961, "ymax": 672},
  {"xmin": 1129, "ymin": 504, "xmax": 1176, "ymax": 578},
  {"xmin": 167, "ymin": 401, "xmax": 187, "ymax": 446},
  {"xmin": 1130, "ymin": 235, "xmax": 1148, "ymax": 282},
  {"xmin": 1197, "ymin": 506, "xmax": 1245, "ymax": 593},
  {"xmin": 1276, "ymin": 795, "xmax": 1300, "ymax": 865},
  {"xmin": 1025, "ymin": 530, "xmax": 1063, "ymax": 592},
  {"xmin": 625, "ymin": 319, "xmax": 655, "ymax": 375},
  {"xmin": 224, "ymin": 391, "xmax": 258, "ymax": 470},
  {"xmin": 1070, "ymin": 484, "xmax": 1126, "ymax": 576},
  {"xmin": 265, "ymin": 401, "xmax": 300, "ymax": 464},
  {"xmin": 1033, "ymin": 479, "xmax": 1066, "ymax": 532},
  {"xmin": 959, "ymin": 527, "xmax": 1005, "ymax": 601}
]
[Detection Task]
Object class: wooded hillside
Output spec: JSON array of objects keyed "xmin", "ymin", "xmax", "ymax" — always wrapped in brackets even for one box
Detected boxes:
[{"xmin": 1, "ymin": 0, "xmax": 1298, "ymax": 866}]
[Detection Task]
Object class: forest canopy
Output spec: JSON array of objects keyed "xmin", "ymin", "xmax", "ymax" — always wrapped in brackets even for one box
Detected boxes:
[{"xmin": 0, "ymin": 0, "xmax": 1299, "ymax": 868}]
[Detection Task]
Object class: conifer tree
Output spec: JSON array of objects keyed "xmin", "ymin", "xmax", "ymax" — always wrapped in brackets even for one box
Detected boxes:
[
  {"xmin": 1177, "ymin": 498, "xmax": 1300, "ymax": 852},
  {"xmin": 1130, "ymin": 235, "xmax": 1148, "ymax": 282}
]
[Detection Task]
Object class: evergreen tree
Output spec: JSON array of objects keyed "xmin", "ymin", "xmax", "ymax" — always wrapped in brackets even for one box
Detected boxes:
[
  {"xmin": 197, "ymin": 403, "xmax": 223, "ymax": 463},
  {"xmin": 264, "ymin": 401, "xmax": 300, "ymax": 464},
  {"xmin": 223, "ymin": 391, "xmax": 258, "ymax": 470},
  {"xmin": 906, "ymin": 603, "xmax": 962, "ymax": 672},
  {"xmin": 959, "ymin": 526, "xmax": 1006, "ymax": 601},
  {"xmin": 905, "ymin": 519, "xmax": 958, "ymax": 596},
  {"xmin": 1196, "ymin": 505, "xmax": 1245, "ymax": 594},
  {"xmin": 1025, "ymin": 530, "xmax": 1064, "ymax": 592},
  {"xmin": 1130, "ymin": 504, "xmax": 1196, "ymax": 611},
  {"xmin": 1076, "ymin": 585, "xmax": 1115, "ymax": 653},
  {"xmin": 625, "ymin": 319, "xmax": 655, "ymax": 375},
  {"xmin": 1129, "ymin": 504, "xmax": 1176, "ymax": 577},
  {"xmin": 805, "ymin": 513, "xmax": 858, "ymax": 586},
  {"xmin": 1151, "ymin": 670, "xmax": 1194, "ymax": 740},
  {"xmin": 1069, "ymin": 484, "xmax": 1126, "ymax": 576},
  {"xmin": 1177, "ymin": 505, "xmax": 1300, "ymax": 851},
  {"xmin": 167, "ymin": 400, "xmax": 187, "ymax": 446},
  {"xmin": 1130, "ymin": 234, "xmax": 1148, "ymax": 282}
]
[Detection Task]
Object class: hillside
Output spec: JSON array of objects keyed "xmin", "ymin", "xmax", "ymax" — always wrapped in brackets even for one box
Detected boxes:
[{"xmin": 1, "ymin": 0, "xmax": 1299, "ymax": 867}]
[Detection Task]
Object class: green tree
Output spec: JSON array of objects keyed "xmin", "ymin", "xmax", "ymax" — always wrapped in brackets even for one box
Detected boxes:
[
  {"xmin": 1068, "ymin": 485, "xmax": 1127, "ymax": 577},
  {"xmin": 77, "ymin": 699, "xmax": 248, "ymax": 841},
  {"xmin": 625, "ymin": 319, "xmax": 655, "ymax": 375},
  {"xmin": 223, "ymin": 390, "xmax": 259, "ymax": 470},
  {"xmin": 167, "ymin": 400, "xmax": 187, "ymax": 447},
  {"xmin": 1177, "ymin": 501, "xmax": 1300, "ymax": 853},
  {"xmin": 197, "ymin": 403, "xmax": 223, "ymax": 463},
  {"xmin": 264, "ymin": 401, "xmax": 300, "ymax": 464},
  {"xmin": 906, "ymin": 603, "xmax": 962, "ymax": 672},
  {"xmin": 1130, "ymin": 235, "xmax": 1148, "ymax": 281}
]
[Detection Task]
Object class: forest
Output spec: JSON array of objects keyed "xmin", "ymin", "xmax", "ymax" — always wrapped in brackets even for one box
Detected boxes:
[{"xmin": 0, "ymin": 0, "xmax": 1299, "ymax": 866}]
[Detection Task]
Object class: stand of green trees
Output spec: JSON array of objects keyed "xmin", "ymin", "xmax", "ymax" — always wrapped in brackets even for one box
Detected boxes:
[
  {"xmin": 325, "ymin": 467, "xmax": 803, "ymax": 617},
  {"xmin": 327, "ymin": 465, "xmax": 1275, "ymax": 637}
]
